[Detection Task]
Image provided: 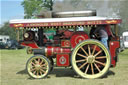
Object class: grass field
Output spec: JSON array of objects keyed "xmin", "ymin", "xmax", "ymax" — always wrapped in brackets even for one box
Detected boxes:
[{"xmin": 0, "ymin": 49, "xmax": 128, "ymax": 85}]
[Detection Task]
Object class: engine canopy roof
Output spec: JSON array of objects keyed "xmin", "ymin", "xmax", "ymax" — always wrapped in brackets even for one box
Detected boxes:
[{"xmin": 10, "ymin": 16, "xmax": 121, "ymax": 28}]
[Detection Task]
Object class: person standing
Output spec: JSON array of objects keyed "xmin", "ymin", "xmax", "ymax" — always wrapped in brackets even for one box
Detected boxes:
[{"xmin": 94, "ymin": 25, "xmax": 108, "ymax": 48}]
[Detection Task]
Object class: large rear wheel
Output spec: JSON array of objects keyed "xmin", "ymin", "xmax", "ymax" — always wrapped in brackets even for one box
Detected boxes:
[
  {"xmin": 26, "ymin": 55, "xmax": 50, "ymax": 79},
  {"xmin": 71, "ymin": 39, "xmax": 111, "ymax": 79}
]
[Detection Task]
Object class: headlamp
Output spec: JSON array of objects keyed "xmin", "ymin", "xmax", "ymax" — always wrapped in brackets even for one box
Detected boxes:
[
  {"xmin": 23, "ymin": 31, "xmax": 35, "ymax": 41},
  {"xmin": 24, "ymin": 33, "xmax": 29, "ymax": 38}
]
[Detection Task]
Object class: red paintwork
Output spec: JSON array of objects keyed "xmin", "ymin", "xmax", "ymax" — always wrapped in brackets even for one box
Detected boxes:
[
  {"xmin": 46, "ymin": 46, "xmax": 71, "ymax": 56},
  {"xmin": 10, "ymin": 19, "xmax": 122, "ymax": 28},
  {"xmin": 10, "ymin": 16, "xmax": 122, "ymax": 69},
  {"xmin": 56, "ymin": 54, "xmax": 69, "ymax": 66},
  {"xmin": 47, "ymin": 46, "xmax": 53, "ymax": 56},
  {"xmin": 70, "ymin": 32, "xmax": 89, "ymax": 48},
  {"xmin": 21, "ymin": 41, "xmax": 39, "ymax": 48},
  {"xmin": 61, "ymin": 40, "xmax": 70, "ymax": 47},
  {"xmin": 63, "ymin": 30, "xmax": 74, "ymax": 38},
  {"xmin": 109, "ymin": 41, "xmax": 120, "ymax": 67},
  {"xmin": 105, "ymin": 25, "xmax": 112, "ymax": 36},
  {"xmin": 58, "ymin": 30, "xmax": 74, "ymax": 39}
]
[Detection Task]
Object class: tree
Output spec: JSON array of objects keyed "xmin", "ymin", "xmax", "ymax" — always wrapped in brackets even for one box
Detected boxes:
[
  {"xmin": 0, "ymin": 22, "xmax": 16, "ymax": 40},
  {"xmin": 21, "ymin": 0, "xmax": 55, "ymax": 19}
]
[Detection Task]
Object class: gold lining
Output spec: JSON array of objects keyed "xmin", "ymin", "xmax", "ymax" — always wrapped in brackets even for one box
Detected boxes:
[
  {"xmin": 61, "ymin": 48, "xmax": 63, "ymax": 53},
  {"xmin": 45, "ymin": 48, "xmax": 48, "ymax": 57},
  {"xmin": 14, "ymin": 25, "xmax": 100, "ymax": 30},
  {"xmin": 61, "ymin": 40, "xmax": 71, "ymax": 48},
  {"xmin": 51, "ymin": 47, "xmax": 54, "ymax": 55}
]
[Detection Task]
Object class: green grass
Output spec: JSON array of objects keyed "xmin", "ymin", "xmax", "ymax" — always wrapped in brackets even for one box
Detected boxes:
[{"xmin": 0, "ymin": 49, "xmax": 128, "ymax": 85}]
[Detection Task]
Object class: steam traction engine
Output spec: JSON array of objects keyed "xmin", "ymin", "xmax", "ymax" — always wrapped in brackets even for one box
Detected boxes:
[{"xmin": 10, "ymin": 11, "xmax": 122, "ymax": 79}]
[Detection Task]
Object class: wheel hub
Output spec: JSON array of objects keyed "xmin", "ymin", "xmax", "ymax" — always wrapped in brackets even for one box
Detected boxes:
[
  {"xmin": 87, "ymin": 55, "xmax": 95, "ymax": 63},
  {"xmin": 35, "ymin": 64, "xmax": 41, "ymax": 70}
]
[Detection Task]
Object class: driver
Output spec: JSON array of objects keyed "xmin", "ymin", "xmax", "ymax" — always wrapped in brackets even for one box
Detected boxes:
[{"xmin": 91, "ymin": 25, "xmax": 108, "ymax": 48}]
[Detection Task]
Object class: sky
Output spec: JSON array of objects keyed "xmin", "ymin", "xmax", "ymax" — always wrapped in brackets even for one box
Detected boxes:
[
  {"xmin": 0, "ymin": 0, "xmax": 64, "ymax": 25},
  {"xmin": 0, "ymin": 0, "xmax": 24, "ymax": 25}
]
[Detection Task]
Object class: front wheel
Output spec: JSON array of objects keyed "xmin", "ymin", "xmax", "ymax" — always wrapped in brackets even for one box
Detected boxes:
[
  {"xmin": 71, "ymin": 39, "xmax": 111, "ymax": 79},
  {"xmin": 26, "ymin": 55, "xmax": 50, "ymax": 79}
]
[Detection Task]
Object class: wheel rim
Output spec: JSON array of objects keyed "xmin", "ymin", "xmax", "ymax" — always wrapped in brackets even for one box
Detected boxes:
[
  {"xmin": 27, "ymin": 56, "xmax": 49, "ymax": 78},
  {"xmin": 71, "ymin": 40, "xmax": 111, "ymax": 79}
]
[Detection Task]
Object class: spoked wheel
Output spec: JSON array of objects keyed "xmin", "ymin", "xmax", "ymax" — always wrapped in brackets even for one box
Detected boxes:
[
  {"xmin": 26, "ymin": 55, "xmax": 50, "ymax": 79},
  {"xmin": 71, "ymin": 39, "xmax": 111, "ymax": 79}
]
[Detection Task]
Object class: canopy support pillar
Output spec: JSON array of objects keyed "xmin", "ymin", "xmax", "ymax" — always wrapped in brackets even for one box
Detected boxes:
[{"xmin": 38, "ymin": 29, "xmax": 44, "ymax": 46}]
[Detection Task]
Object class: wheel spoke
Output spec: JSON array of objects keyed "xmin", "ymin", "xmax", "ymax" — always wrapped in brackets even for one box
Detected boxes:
[
  {"xmin": 40, "ymin": 68, "xmax": 45, "ymax": 73},
  {"xmin": 31, "ymin": 68, "xmax": 36, "ymax": 71},
  {"xmin": 40, "ymin": 64, "xmax": 46, "ymax": 67},
  {"xmin": 33, "ymin": 70, "xmax": 36, "ymax": 75},
  {"xmin": 38, "ymin": 58, "xmax": 40, "ymax": 63},
  {"xmin": 96, "ymin": 56, "xmax": 106, "ymax": 59},
  {"xmin": 76, "ymin": 59, "xmax": 86, "ymax": 63},
  {"xmin": 77, "ymin": 53, "xmax": 87, "ymax": 58},
  {"xmin": 31, "ymin": 62, "xmax": 36, "ymax": 66},
  {"xmin": 42, "ymin": 66, "xmax": 47, "ymax": 70},
  {"xmin": 80, "ymin": 47, "xmax": 89, "ymax": 56},
  {"xmin": 37, "ymin": 71, "xmax": 39, "ymax": 76},
  {"xmin": 95, "ymin": 60, "xmax": 105, "ymax": 66},
  {"xmin": 31, "ymin": 65, "xmax": 35, "ymax": 68},
  {"xmin": 79, "ymin": 62, "xmax": 88, "ymax": 69},
  {"xmin": 94, "ymin": 63, "xmax": 101, "ymax": 72},
  {"xmin": 88, "ymin": 45, "xmax": 91, "ymax": 55},
  {"xmin": 92, "ymin": 45, "xmax": 97, "ymax": 55},
  {"xmin": 94, "ymin": 50, "xmax": 102, "ymax": 57},
  {"xmin": 34, "ymin": 59, "xmax": 39, "ymax": 64},
  {"xmin": 85, "ymin": 64, "xmax": 89, "ymax": 73},
  {"xmin": 34, "ymin": 59, "xmax": 37, "ymax": 63},
  {"xmin": 91, "ymin": 64, "xmax": 94, "ymax": 75},
  {"xmin": 39, "ymin": 60, "xmax": 43, "ymax": 65},
  {"xmin": 40, "ymin": 70, "xmax": 42, "ymax": 75}
]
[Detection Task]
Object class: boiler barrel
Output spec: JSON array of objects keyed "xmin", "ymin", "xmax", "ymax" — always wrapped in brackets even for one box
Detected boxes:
[{"xmin": 33, "ymin": 46, "xmax": 71, "ymax": 56}]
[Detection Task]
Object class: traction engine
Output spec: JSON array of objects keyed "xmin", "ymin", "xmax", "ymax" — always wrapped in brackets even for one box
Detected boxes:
[{"xmin": 9, "ymin": 10, "xmax": 122, "ymax": 79}]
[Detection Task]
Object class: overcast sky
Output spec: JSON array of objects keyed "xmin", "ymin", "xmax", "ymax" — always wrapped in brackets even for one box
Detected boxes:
[{"xmin": 1, "ymin": 0, "xmax": 24, "ymax": 25}]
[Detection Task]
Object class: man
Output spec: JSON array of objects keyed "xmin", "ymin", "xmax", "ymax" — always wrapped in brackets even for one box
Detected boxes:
[{"xmin": 94, "ymin": 25, "xmax": 108, "ymax": 48}]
